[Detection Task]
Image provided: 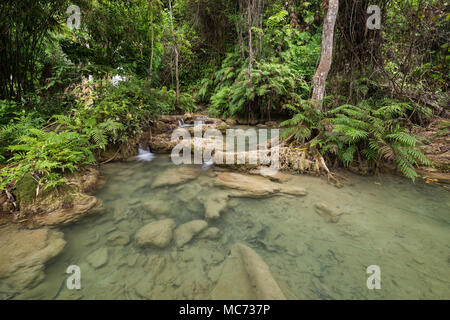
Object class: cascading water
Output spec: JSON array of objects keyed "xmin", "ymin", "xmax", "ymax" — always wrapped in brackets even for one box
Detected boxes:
[
  {"xmin": 202, "ymin": 157, "xmax": 214, "ymax": 170},
  {"xmin": 134, "ymin": 144, "xmax": 155, "ymax": 162},
  {"xmin": 178, "ymin": 119, "xmax": 193, "ymax": 127}
]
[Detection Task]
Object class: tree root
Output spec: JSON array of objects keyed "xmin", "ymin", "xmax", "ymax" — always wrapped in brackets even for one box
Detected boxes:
[{"xmin": 100, "ymin": 146, "xmax": 122, "ymax": 164}]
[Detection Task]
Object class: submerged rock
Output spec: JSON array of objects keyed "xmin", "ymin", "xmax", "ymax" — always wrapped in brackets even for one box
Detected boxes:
[
  {"xmin": 236, "ymin": 243, "xmax": 286, "ymax": 300},
  {"xmin": 86, "ymin": 247, "xmax": 109, "ymax": 269},
  {"xmin": 135, "ymin": 255, "xmax": 166, "ymax": 299},
  {"xmin": 0, "ymin": 225, "xmax": 66, "ymax": 291},
  {"xmin": 107, "ymin": 231, "xmax": 130, "ymax": 246},
  {"xmin": 279, "ymin": 185, "xmax": 308, "ymax": 196},
  {"xmin": 28, "ymin": 194, "xmax": 100, "ymax": 228},
  {"xmin": 142, "ymin": 199, "xmax": 171, "ymax": 217},
  {"xmin": 215, "ymin": 172, "xmax": 280, "ymax": 197},
  {"xmin": 202, "ymin": 193, "xmax": 229, "ymax": 219},
  {"xmin": 215, "ymin": 172, "xmax": 307, "ymax": 198},
  {"xmin": 198, "ymin": 227, "xmax": 222, "ymax": 240},
  {"xmin": 314, "ymin": 203, "xmax": 343, "ymax": 223},
  {"xmin": 135, "ymin": 219, "xmax": 176, "ymax": 248},
  {"xmin": 152, "ymin": 167, "xmax": 201, "ymax": 189},
  {"xmin": 211, "ymin": 247, "xmax": 256, "ymax": 300},
  {"xmin": 211, "ymin": 243, "xmax": 286, "ymax": 300},
  {"xmin": 174, "ymin": 220, "xmax": 208, "ymax": 247},
  {"xmin": 249, "ymin": 169, "xmax": 293, "ymax": 183}
]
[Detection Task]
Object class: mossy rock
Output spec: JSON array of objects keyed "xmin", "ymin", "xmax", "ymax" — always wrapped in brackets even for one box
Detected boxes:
[
  {"xmin": 15, "ymin": 174, "xmax": 77, "ymax": 210},
  {"xmin": 215, "ymin": 124, "xmax": 230, "ymax": 133},
  {"xmin": 15, "ymin": 175, "xmax": 39, "ymax": 207}
]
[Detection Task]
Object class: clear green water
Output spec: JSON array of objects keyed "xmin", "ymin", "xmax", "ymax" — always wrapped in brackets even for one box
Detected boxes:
[{"xmin": 10, "ymin": 156, "xmax": 450, "ymax": 299}]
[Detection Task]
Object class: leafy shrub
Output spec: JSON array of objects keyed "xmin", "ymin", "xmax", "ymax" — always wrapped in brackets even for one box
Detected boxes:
[
  {"xmin": 0, "ymin": 113, "xmax": 44, "ymax": 163},
  {"xmin": 0, "ymin": 129, "xmax": 95, "ymax": 191},
  {"xmin": 207, "ymin": 53, "xmax": 310, "ymax": 118},
  {"xmin": 282, "ymin": 100, "xmax": 432, "ymax": 181},
  {"xmin": 0, "ymin": 100, "xmax": 18, "ymax": 125},
  {"xmin": 326, "ymin": 102, "xmax": 431, "ymax": 181}
]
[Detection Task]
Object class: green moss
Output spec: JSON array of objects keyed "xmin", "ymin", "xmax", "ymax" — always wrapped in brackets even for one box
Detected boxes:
[
  {"xmin": 215, "ymin": 124, "xmax": 230, "ymax": 133},
  {"xmin": 15, "ymin": 174, "xmax": 38, "ymax": 207}
]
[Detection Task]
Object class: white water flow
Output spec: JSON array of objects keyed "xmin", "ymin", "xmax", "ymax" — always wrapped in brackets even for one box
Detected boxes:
[
  {"xmin": 3, "ymin": 156, "xmax": 450, "ymax": 300},
  {"xmin": 178, "ymin": 119, "xmax": 205, "ymax": 127},
  {"xmin": 134, "ymin": 145, "xmax": 155, "ymax": 162}
]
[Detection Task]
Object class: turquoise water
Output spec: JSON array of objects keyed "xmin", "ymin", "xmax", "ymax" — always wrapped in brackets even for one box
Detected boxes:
[{"xmin": 6, "ymin": 155, "xmax": 450, "ymax": 299}]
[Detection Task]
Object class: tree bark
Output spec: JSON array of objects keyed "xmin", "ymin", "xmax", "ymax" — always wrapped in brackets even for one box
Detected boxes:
[
  {"xmin": 168, "ymin": 0, "xmax": 179, "ymax": 106},
  {"xmin": 244, "ymin": 0, "xmax": 254, "ymax": 124},
  {"xmin": 148, "ymin": 0, "xmax": 154, "ymax": 87},
  {"xmin": 312, "ymin": 0, "xmax": 339, "ymax": 110},
  {"xmin": 247, "ymin": 0, "xmax": 253, "ymax": 80}
]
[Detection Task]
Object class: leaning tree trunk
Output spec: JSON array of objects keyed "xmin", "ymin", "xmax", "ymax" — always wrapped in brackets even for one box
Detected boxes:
[
  {"xmin": 168, "ymin": 0, "xmax": 179, "ymax": 106},
  {"xmin": 148, "ymin": 0, "xmax": 154, "ymax": 86},
  {"xmin": 312, "ymin": 0, "xmax": 339, "ymax": 110}
]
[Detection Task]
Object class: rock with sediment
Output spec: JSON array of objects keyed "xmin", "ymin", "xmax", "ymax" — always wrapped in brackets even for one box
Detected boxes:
[
  {"xmin": 249, "ymin": 169, "xmax": 293, "ymax": 183},
  {"xmin": 210, "ymin": 246, "xmax": 256, "ymax": 299},
  {"xmin": 29, "ymin": 194, "xmax": 100, "ymax": 228},
  {"xmin": 314, "ymin": 203, "xmax": 343, "ymax": 223},
  {"xmin": 215, "ymin": 172, "xmax": 307, "ymax": 198},
  {"xmin": 211, "ymin": 243, "xmax": 286, "ymax": 300},
  {"xmin": 107, "ymin": 231, "xmax": 130, "ymax": 246},
  {"xmin": 202, "ymin": 193, "xmax": 229, "ymax": 219},
  {"xmin": 279, "ymin": 185, "xmax": 307, "ymax": 196},
  {"xmin": 198, "ymin": 227, "xmax": 222, "ymax": 240},
  {"xmin": 86, "ymin": 247, "xmax": 109, "ymax": 269},
  {"xmin": 215, "ymin": 172, "xmax": 280, "ymax": 197},
  {"xmin": 0, "ymin": 225, "xmax": 66, "ymax": 291},
  {"xmin": 135, "ymin": 219, "xmax": 176, "ymax": 248},
  {"xmin": 142, "ymin": 199, "xmax": 171, "ymax": 217},
  {"xmin": 135, "ymin": 256, "xmax": 166, "ymax": 299},
  {"xmin": 174, "ymin": 220, "xmax": 208, "ymax": 247},
  {"xmin": 236, "ymin": 243, "xmax": 286, "ymax": 300},
  {"xmin": 151, "ymin": 166, "xmax": 201, "ymax": 189}
]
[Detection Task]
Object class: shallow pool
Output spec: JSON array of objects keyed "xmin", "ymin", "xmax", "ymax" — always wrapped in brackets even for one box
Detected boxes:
[{"xmin": 7, "ymin": 155, "xmax": 450, "ymax": 299}]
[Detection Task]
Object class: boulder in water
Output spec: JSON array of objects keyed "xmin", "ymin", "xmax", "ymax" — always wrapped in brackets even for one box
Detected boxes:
[
  {"xmin": 174, "ymin": 220, "xmax": 208, "ymax": 247},
  {"xmin": 236, "ymin": 243, "xmax": 286, "ymax": 300},
  {"xmin": 198, "ymin": 227, "xmax": 222, "ymax": 240},
  {"xmin": 135, "ymin": 219, "xmax": 176, "ymax": 248},
  {"xmin": 86, "ymin": 247, "xmax": 109, "ymax": 269},
  {"xmin": 314, "ymin": 203, "xmax": 343, "ymax": 223},
  {"xmin": 28, "ymin": 194, "xmax": 99, "ymax": 228},
  {"xmin": 202, "ymin": 193, "xmax": 229, "ymax": 219},
  {"xmin": 211, "ymin": 243, "xmax": 286, "ymax": 300},
  {"xmin": 0, "ymin": 225, "xmax": 66, "ymax": 291},
  {"xmin": 142, "ymin": 199, "xmax": 171, "ymax": 217},
  {"xmin": 215, "ymin": 172, "xmax": 280, "ymax": 197},
  {"xmin": 152, "ymin": 167, "xmax": 201, "ymax": 189},
  {"xmin": 107, "ymin": 231, "xmax": 130, "ymax": 246},
  {"xmin": 215, "ymin": 172, "xmax": 307, "ymax": 198}
]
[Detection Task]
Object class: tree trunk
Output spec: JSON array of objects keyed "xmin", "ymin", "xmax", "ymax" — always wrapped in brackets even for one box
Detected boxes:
[
  {"xmin": 168, "ymin": 0, "xmax": 179, "ymax": 106},
  {"xmin": 246, "ymin": 0, "xmax": 253, "ymax": 124},
  {"xmin": 312, "ymin": 0, "xmax": 339, "ymax": 110},
  {"xmin": 247, "ymin": 1, "xmax": 253, "ymax": 80},
  {"xmin": 148, "ymin": 0, "xmax": 154, "ymax": 87}
]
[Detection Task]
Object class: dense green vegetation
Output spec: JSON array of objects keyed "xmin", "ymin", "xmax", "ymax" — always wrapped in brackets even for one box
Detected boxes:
[{"xmin": 0, "ymin": 0, "xmax": 448, "ymax": 196}]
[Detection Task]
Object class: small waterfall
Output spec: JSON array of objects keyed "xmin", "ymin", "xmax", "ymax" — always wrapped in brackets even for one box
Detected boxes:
[
  {"xmin": 202, "ymin": 157, "xmax": 214, "ymax": 170},
  {"xmin": 134, "ymin": 144, "xmax": 155, "ymax": 162},
  {"xmin": 178, "ymin": 118, "xmax": 193, "ymax": 127}
]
